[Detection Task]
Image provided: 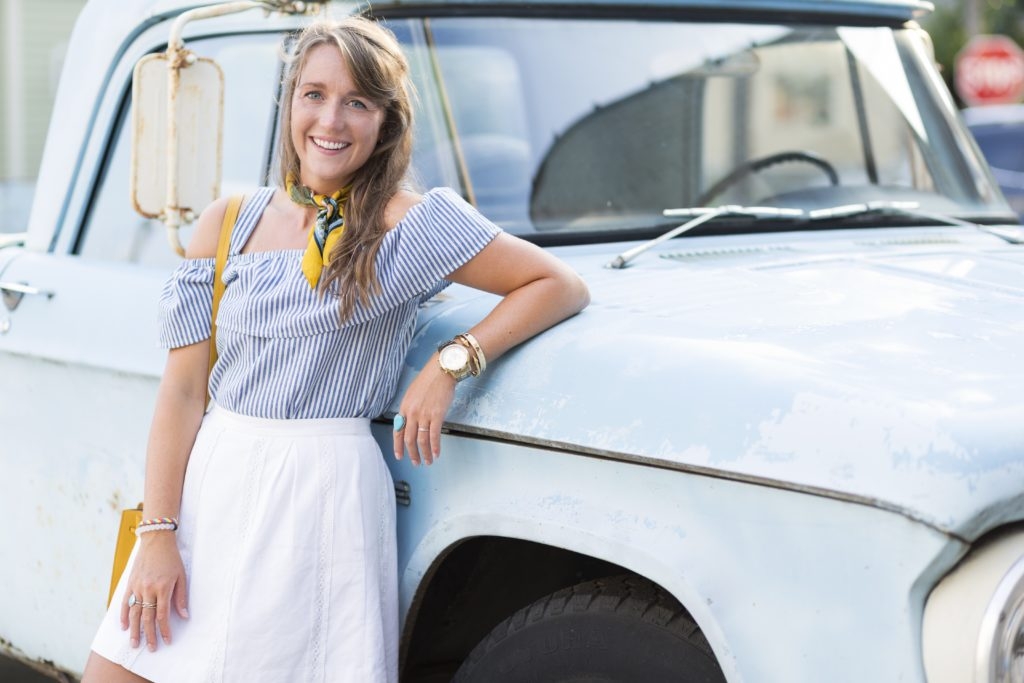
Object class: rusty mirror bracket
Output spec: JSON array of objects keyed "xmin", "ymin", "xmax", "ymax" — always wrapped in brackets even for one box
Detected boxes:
[{"xmin": 129, "ymin": 1, "xmax": 329, "ymax": 256}]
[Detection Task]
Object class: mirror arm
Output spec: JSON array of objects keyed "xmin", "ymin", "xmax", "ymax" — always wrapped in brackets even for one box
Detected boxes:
[
  {"xmin": 161, "ymin": 2, "xmax": 265, "ymax": 255},
  {"xmin": 157, "ymin": 1, "xmax": 328, "ymax": 256},
  {"xmin": 166, "ymin": 0, "xmax": 327, "ymax": 53}
]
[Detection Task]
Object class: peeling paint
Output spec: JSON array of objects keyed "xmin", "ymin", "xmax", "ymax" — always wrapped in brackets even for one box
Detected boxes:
[{"xmin": 405, "ymin": 231, "xmax": 1024, "ymax": 539}]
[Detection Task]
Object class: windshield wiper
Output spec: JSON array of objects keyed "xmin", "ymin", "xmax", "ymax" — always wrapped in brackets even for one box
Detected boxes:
[
  {"xmin": 605, "ymin": 201, "xmax": 1022, "ymax": 270},
  {"xmin": 809, "ymin": 201, "xmax": 1024, "ymax": 244},
  {"xmin": 606, "ymin": 205, "xmax": 805, "ymax": 269}
]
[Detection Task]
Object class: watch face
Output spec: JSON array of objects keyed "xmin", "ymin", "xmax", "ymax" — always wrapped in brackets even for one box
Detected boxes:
[{"xmin": 439, "ymin": 343, "xmax": 470, "ymax": 371}]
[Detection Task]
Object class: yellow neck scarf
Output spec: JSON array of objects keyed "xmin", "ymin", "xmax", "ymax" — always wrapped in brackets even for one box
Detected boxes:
[{"xmin": 286, "ymin": 173, "xmax": 352, "ymax": 289}]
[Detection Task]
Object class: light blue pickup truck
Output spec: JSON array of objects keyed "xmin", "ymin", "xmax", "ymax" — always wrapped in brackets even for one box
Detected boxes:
[{"xmin": 1, "ymin": 0, "xmax": 1023, "ymax": 681}]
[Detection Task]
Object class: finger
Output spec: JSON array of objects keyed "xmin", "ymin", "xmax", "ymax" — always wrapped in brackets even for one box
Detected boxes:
[
  {"xmin": 430, "ymin": 422, "xmax": 442, "ymax": 462},
  {"xmin": 156, "ymin": 603, "xmax": 172, "ymax": 645},
  {"xmin": 417, "ymin": 425, "xmax": 433, "ymax": 465},
  {"xmin": 392, "ymin": 418, "xmax": 405, "ymax": 460},
  {"xmin": 404, "ymin": 422, "xmax": 422, "ymax": 466},
  {"xmin": 175, "ymin": 573, "xmax": 190, "ymax": 620},
  {"xmin": 157, "ymin": 586, "xmax": 175, "ymax": 645},
  {"xmin": 128, "ymin": 602, "xmax": 141, "ymax": 648},
  {"xmin": 120, "ymin": 592, "xmax": 131, "ymax": 630},
  {"xmin": 142, "ymin": 597, "xmax": 159, "ymax": 651}
]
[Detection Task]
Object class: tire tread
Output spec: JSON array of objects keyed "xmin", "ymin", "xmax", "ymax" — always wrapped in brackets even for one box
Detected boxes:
[{"xmin": 455, "ymin": 574, "xmax": 718, "ymax": 680}]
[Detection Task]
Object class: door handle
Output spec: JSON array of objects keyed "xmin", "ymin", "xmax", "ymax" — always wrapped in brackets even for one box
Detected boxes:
[{"xmin": 0, "ymin": 281, "xmax": 55, "ymax": 311}]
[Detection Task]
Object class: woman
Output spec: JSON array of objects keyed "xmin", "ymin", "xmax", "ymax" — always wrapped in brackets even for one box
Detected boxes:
[{"xmin": 82, "ymin": 16, "xmax": 589, "ymax": 683}]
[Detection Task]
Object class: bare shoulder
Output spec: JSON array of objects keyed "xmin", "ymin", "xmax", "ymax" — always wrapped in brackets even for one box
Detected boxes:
[
  {"xmin": 185, "ymin": 195, "xmax": 236, "ymax": 259},
  {"xmin": 384, "ymin": 189, "xmax": 424, "ymax": 230}
]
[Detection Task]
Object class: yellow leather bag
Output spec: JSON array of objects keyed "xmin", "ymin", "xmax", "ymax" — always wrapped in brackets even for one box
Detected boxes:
[
  {"xmin": 107, "ymin": 195, "xmax": 243, "ymax": 606},
  {"xmin": 107, "ymin": 505, "xmax": 143, "ymax": 605}
]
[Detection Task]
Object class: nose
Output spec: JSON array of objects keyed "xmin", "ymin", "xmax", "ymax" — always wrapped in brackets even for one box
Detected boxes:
[{"xmin": 318, "ymin": 101, "xmax": 347, "ymax": 129}]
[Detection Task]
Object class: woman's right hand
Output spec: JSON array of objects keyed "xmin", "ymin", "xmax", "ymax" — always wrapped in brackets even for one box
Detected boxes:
[{"xmin": 120, "ymin": 532, "xmax": 189, "ymax": 651}]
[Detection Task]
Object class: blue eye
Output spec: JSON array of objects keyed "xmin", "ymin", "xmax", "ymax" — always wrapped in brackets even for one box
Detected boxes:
[
  {"xmin": 304, "ymin": 91, "xmax": 323, "ymax": 101},
  {"xmin": 349, "ymin": 99, "xmax": 368, "ymax": 110}
]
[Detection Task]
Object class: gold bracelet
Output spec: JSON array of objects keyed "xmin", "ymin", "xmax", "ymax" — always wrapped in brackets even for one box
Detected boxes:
[{"xmin": 455, "ymin": 333, "xmax": 486, "ymax": 376}]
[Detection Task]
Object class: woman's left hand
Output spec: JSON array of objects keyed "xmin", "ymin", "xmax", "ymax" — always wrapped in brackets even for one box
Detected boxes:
[
  {"xmin": 393, "ymin": 358, "xmax": 456, "ymax": 465},
  {"xmin": 391, "ymin": 232, "xmax": 590, "ymax": 467}
]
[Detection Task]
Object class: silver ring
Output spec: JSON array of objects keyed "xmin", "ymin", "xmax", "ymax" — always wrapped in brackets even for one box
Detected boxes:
[
  {"xmin": 128, "ymin": 594, "xmax": 156, "ymax": 609},
  {"xmin": 418, "ymin": 427, "xmax": 429, "ymax": 432}
]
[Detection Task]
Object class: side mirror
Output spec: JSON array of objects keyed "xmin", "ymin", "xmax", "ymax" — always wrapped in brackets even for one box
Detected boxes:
[{"xmin": 130, "ymin": 52, "xmax": 224, "ymax": 255}]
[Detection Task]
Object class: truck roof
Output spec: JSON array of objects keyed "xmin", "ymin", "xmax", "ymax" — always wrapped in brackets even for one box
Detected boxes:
[
  {"xmin": 136, "ymin": 0, "xmax": 936, "ymax": 23},
  {"xmin": 379, "ymin": 0, "xmax": 934, "ymax": 19}
]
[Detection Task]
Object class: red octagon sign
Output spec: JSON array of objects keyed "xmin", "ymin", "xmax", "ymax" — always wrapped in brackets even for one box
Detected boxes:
[{"xmin": 955, "ymin": 34, "xmax": 1024, "ymax": 106}]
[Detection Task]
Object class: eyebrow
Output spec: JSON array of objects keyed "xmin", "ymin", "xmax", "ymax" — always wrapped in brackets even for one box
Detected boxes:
[{"xmin": 296, "ymin": 81, "xmax": 368, "ymax": 98}]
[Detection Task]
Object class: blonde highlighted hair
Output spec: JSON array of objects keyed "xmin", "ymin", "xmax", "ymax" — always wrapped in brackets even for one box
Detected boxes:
[{"xmin": 277, "ymin": 16, "xmax": 414, "ymax": 320}]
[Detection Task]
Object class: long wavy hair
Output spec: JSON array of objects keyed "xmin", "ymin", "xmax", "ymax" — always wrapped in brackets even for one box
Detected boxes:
[{"xmin": 277, "ymin": 17, "xmax": 414, "ymax": 320}]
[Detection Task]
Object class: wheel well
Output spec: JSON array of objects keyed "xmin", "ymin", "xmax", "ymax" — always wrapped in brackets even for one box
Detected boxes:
[{"xmin": 400, "ymin": 536, "xmax": 634, "ymax": 681}]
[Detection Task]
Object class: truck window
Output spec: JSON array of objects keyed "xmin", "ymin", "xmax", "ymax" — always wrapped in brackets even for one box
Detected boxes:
[
  {"xmin": 701, "ymin": 28, "xmax": 936, "ymax": 199},
  {"xmin": 382, "ymin": 19, "xmax": 532, "ymax": 230},
  {"xmin": 396, "ymin": 19, "xmax": 532, "ymax": 230},
  {"xmin": 77, "ymin": 34, "xmax": 281, "ymax": 268},
  {"xmin": 389, "ymin": 17, "xmax": 1007, "ymax": 240}
]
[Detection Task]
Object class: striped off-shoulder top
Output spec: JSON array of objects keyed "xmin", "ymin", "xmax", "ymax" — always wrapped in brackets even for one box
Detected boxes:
[{"xmin": 157, "ymin": 186, "xmax": 501, "ymax": 419}]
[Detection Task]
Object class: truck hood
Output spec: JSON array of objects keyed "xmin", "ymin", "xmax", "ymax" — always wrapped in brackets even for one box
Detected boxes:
[{"xmin": 394, "ymin": 225, "xmax": 1024, "ymax": 539}]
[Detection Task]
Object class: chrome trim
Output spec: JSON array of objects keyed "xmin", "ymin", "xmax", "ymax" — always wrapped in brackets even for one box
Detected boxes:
[
  {"xmin": 395, "ymin": 481, "xmax": 411, "ymax": 507},
  {"xmin": 0, "ymin": 232, "xmax": 27, "ymax": 249},
  {"xmin": 976, "ymin": 554, "xmax": 1024, "ymax": 682},
  {"xmin": 378, "ymin": 414, "xmax": 968, "ymax": 541},
  {"xmin": 0, "ymin": 282, "xmax": 55, "ymax": 311}
]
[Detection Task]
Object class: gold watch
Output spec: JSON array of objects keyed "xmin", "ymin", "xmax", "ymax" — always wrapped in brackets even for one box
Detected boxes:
[{"xmin": 437, "ymin": 339, "xmax": 474, "ymax": 382}]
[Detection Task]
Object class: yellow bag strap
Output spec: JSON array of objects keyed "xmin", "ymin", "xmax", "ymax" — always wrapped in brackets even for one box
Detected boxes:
[{"xmin": 209, "ymin": 195, "xmax": 243, "ymax": 379}]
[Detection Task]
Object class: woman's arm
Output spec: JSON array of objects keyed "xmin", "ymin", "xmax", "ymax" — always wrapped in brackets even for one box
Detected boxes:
[
  {"xmin": 121, "ymin": 198, "xmax": 228, "ymax": 652},
  {"xmin": 394, "ymin": 232, "xmax": 590, "ymax": 464},
  {"xmin": 126, "ymin": 342, "xmax": 209, "ymax": 641}
]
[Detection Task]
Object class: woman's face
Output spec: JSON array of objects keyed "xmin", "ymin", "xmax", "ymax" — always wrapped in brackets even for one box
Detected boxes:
[{"xmin": 290, "ymin": 44, "xmax": 385, "ymax": 193}]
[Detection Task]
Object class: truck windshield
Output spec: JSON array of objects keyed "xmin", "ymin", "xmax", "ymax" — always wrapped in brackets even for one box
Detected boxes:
[{"xmin": 404, "ymin": 18, "xmax": 1016, "ymax": 242}]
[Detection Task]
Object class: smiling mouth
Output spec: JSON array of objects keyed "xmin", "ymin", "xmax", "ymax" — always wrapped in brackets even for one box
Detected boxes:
[{"xmin": 312, "ymin": 137, "xmax": 350, "ymax": 151}]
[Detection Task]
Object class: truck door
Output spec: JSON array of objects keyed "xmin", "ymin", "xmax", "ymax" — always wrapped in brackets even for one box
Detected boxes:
[{"xmin": 0, "ymin": 31, "xmax": 283, "ymax": 671}]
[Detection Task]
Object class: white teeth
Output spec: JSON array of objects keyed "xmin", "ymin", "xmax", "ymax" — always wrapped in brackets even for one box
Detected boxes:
[{"xmin": 313, "ymin": 137, "xmax": 348, "ymax": 151}]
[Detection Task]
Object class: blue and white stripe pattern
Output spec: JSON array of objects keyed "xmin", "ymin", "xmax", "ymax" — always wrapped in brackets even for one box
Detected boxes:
[{"xmin": 157, "ymin": 187, "xmax": 501, "ymax": 418}]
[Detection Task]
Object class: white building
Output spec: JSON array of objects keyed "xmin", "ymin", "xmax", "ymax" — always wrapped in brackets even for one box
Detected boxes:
[{"xmin": 1, "ymin": 0, "xmax": 88, "ymax": 231}]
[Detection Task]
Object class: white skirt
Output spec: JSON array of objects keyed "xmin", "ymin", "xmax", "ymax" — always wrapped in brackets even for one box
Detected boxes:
[{"xmin": 92, "ymin": 405, "xmax": 398, "ymax": 683}]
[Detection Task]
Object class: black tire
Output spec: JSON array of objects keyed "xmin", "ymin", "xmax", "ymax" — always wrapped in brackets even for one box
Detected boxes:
[{"xmin": 452, "ymin": 575, "xmax": 726, "ymax": 683}]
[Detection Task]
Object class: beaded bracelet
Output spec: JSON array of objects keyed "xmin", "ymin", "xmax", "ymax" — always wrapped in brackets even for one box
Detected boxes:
[
  {"xmin": 135, "ymin": 517, "xmax": 179, "ymax": 537},
  {"xmin": 138, "ymin": 517, "xmax": 179, "ymax": 530}
]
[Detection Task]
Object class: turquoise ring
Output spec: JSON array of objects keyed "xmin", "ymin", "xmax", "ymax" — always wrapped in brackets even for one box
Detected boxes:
[{"xmin": 393, "ymin": 414, "xmax": 406, "ymax": 432}]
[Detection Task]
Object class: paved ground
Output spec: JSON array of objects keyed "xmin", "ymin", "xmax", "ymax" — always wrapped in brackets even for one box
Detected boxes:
[{"xmin": 0, "ymin": 655, "xmax": 71, "ymax": 682}]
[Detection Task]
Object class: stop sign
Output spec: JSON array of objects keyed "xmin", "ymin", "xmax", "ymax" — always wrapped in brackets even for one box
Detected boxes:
[{"xmin": 955, "ymin": 34, "xmax": 1024, "ymax": 106}]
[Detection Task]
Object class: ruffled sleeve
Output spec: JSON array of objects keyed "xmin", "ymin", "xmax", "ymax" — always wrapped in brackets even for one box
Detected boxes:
[
  {"xmin": 157, "ymin": 258, "xmax": 215, "ymax": 349},
  {"xmin": 376, "ymin": 187, "xmax": 502, "ymax": 305}
]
